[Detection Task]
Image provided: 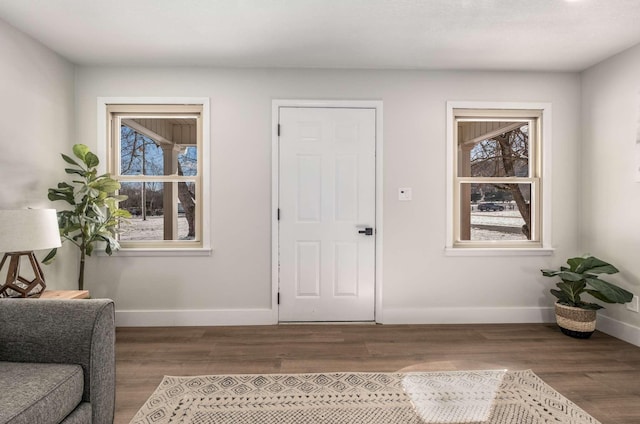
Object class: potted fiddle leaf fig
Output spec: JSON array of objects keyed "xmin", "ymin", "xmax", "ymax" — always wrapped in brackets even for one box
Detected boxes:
[
  {"xmin": 44, "ymin": 144, "xmax": 131, "ymax": 290},
  {"xmin": 541, "ymin": 254, "xmax": 633, "ymax": 338}
]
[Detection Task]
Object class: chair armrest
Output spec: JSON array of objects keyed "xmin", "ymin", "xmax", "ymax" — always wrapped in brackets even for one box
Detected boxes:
[{"xmin": 0, "ymin": 298, "xmax": 115, "ymax": 424}]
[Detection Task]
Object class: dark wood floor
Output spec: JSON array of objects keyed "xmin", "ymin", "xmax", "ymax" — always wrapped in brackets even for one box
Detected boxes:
[{"xmin": 115, "ymin": 323, "xmax": 640, "ymax": 424}]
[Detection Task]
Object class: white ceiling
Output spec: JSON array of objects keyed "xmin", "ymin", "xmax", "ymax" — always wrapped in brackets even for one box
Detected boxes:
[{"xmin": 1, "ymin": 0, "xmax": 640, "ymax": 71}]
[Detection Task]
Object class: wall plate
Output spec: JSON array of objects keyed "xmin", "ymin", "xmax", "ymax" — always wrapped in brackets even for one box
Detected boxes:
[
  {"xmin": 399, "ymin": 188, "xmax": 412, "ymax": 201},
  {"xmin": 626, "ymin": 295, "xmax": 639, "ymax": 313}
]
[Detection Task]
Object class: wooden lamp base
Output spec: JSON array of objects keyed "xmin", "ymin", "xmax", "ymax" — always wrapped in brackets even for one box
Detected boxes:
[{"xmin": 0, "ymin": 251, "xmax": 47, "ymax": 298}]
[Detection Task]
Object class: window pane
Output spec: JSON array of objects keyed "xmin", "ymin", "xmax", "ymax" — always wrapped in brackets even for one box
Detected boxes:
[
  {"xmin": 120, "ymin": 118, "xmax": 198, "ymax": 176},
  {"xmin": 120, "ymin": 126, "xmax": 165, "ymax": 176},
  {"xmin": 459, "ymin": 183, "xmax": 531, "ymax": 241},
  {"xmin": 178, "ymin": 147, "xmax": 198, "ymax": 176},
  {"xmin": 458, "ymin": 122, "xmax": 529, "ymax": 177},
  {"xmin": 118, "ymin": 181, "xmax": 197, "ymax": 241}
]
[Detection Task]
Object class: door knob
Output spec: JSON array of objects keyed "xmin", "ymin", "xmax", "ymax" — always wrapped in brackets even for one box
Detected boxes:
[{"xmin": 358, "ymin": 227, "xmax": 374, "ymax": 236}]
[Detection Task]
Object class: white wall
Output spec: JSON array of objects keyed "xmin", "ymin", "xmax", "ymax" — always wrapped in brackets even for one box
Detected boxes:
[
  {"xmin": 581, "ymin": 43, "xmax": 640, "ymax": 344},
  {"xmin": 74, "ymin": 67, "xmax": 581, "ymax": 325},
  {"xmin": 2, "ymin": 15, "xmax": 637, "ymax": 341},
  {"xmin": 0, "ymin": 18, "xmax": 77, "ymax": 287}
]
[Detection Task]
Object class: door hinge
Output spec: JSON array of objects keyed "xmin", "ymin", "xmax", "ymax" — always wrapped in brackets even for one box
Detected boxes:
[
  {"xmin": 277, "ymin": 124, "xmax": 281, "ymax": 136},
  {"xmin": 277, "ymin": 208, "xmax": 280, "ymax": 221},
  {"xmin": 277, "ymin": 292, "xmax": 280, "ymax": 305}
]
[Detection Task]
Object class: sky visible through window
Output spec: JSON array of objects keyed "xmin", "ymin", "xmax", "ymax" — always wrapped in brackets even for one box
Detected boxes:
[
  {"xmin": 120, "ymin": 125, "xmax": 197, "ymax": 176},
  {"xmin": 117, "ymin": 124, "xmax": 198, "ymax": 241}
]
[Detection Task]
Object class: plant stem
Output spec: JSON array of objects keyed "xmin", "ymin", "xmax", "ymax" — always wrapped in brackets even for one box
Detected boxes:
[{"xmin": 78, "ymin": 246, "xmax": 85, "ymax": 290}]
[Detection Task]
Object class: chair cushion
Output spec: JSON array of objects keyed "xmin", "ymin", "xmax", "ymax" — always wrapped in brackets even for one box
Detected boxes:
[{"xmin": 0, "ymin": 361, "xmax": 84, "ymax": 424}]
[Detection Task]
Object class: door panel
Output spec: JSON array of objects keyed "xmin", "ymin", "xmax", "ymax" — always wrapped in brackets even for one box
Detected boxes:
[
  {"xmin": 297, "ymin": 155, "xmax": 322, "ymax": 222},
  {"xmin": 278, "ymin": 107, "xmax": 376, "ymax": 321}
]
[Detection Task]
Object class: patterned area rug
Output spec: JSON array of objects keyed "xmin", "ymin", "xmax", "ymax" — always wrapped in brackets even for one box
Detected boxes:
[{"xmin": 131, "ymin": 369, "xmax": 601, "ymax": 424}]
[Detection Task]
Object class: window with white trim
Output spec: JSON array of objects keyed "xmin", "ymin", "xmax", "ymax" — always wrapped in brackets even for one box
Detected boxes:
[
  {"xmin": 449, "ymin": 106, "xmax": 547, "ymax": 249},
  {"xmin": 106, "ymin": 103, "xmax": 204, "ymax": 249}
]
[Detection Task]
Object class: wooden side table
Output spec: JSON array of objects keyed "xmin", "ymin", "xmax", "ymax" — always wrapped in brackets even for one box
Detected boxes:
[{"xmin": 39, "ymin": 290, "xmax": 90, "ymax": 299}]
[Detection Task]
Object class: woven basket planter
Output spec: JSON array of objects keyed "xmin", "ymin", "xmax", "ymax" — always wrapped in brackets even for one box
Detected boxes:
[{"xmin": 555, "ymin": 303, "xmax": 597, "ymax": 339}]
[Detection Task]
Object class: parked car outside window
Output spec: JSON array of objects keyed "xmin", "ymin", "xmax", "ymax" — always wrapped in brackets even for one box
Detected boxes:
[{"xmin": 477, "ymin": 202, "xmax": 505, "ymax": 212}]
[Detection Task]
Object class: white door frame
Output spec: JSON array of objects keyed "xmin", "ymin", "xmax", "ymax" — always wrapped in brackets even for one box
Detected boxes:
[{"xmin": 271, "ymin": 99, "xmax": 384, "ymax": 323}]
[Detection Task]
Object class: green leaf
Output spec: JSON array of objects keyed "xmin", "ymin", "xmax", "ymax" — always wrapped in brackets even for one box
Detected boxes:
[
  {"xmin": 556, "ymin": 280, "xmax": 586, "ymax": 304},
  {"xmin": 585, "ymin": 289, "xmax": 615, "ymax": 304},
  {"xmin": 100, "ymin": 235, "xmax": 120, "ymax": 256},
  {"xmin": 113, "ymin": 209, "xmax": 131, "ymax": 218},
  {"xmin": 585, "ymin": 277, "xmax": 634, "ymax": 304},
  {"xmin": 42, "ymin": 248, "xmax": 57, "ymax": 265},
  {"xmin": 104, "ymin": 198, "xmax": 117, "ymax": 211},
  {"xmin": 57, "ymin": 209, "xmax": 75, "ymax": 219},
  {"xmin": 91, "ymin": 204, "xmax": 105, "ymax": 218},
  {"xmin": 580, "ymin": 302, "xmax": 604, "ymax": 310},
  {"xmin": 48, "ymin": 188, "xmax": 75, "ymax": 205},
  {"xmin": 65, "ymin": 168, "xmax": 87, "ymax": 177},
  {"xmin": 575, "ymin": 256, "xmax": 618, "ymax": 274},
  {"xmin": 585, "ymin": 264, "xmax": 619, "ymax": 275},
  {"xmin": 61, "ymin": 154, "xmax": 81, "ymax": 167},
  {"xmin": 567, "ymin": 256, "xmax": 584, "ymax": 272},
  {"xmin": 541, "ymin": 269, "xmax": 561, "ymax": 277},
  {"xmin": 551, "ymin": 289, "xmax": 573, "ymax": 304},
  {"xmin": 108, "ymin": 237, "xmax": 121, "ymax": 253},
  {"xmin": 86, "ymin": 169, "xmax": 98, "ymax": 182},
  {"xmin": 113, "ymin": 194, "xmax": 128, "ymax": 202},
  {"xmin": 557, "ymin": 271, "xmax": 584, "ymax": 282},
  {"xmin": 65, "ymin": 223, "xmax": 82, "ymax": 234},
  {"xmin": 84, "ymin": 152, "xmax": 100, "ymax": 168},
  {"xmin": 73, "ymin": 144, "xmax": 90, "ymax": 160},
  {"xmin": 91, "ymin": 178, "xmax": 120, "ymax": 193}
]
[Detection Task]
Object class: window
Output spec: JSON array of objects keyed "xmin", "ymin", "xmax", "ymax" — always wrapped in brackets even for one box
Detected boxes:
[
  {"xmin": 103, "ymin": 101, "xmax": 209, "ymax": 251},
  {"xmin": 446, "ymin": 102, "xmax": 551, "ymax": 253}
]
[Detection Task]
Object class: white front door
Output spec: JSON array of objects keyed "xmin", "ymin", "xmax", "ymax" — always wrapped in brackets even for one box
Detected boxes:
[{"xmin": 278, "ymin": 107, "xmax": 376, "ymax": 321}]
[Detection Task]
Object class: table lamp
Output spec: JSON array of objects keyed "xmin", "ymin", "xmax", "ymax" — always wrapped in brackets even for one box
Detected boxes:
[{"xmin": 0, "ymin": 209, "xmax": 62, "ymax": 298}]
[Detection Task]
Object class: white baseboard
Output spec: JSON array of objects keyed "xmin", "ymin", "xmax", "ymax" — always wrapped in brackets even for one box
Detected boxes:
[
  {"xmin": 115, "ymin": 306, "xmax": 561, "ymax": 327},
  {"xmin": 381, "ymin": 307, "xmax": 555, "ymax": 324},
  {"xmin": 115, "ymin": 308, "xmax": 277, "ymax": 327},
  {"xmin": 596, "ymin": 314, "xmax": 640, "ymax": 347}
]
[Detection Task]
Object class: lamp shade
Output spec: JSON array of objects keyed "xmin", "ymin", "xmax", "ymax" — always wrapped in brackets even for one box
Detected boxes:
[{"xmin": 0, "ymin": 209, "xmax": 62, "ymax": 253}]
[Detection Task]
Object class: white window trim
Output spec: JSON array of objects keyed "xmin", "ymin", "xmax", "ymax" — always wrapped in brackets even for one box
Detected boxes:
[
  {"xmin": 445, "ymin": 101, "xmax": 553, "ymax": 256},
  {"xmin": 97, "ymin": 97, "xmax": 211, "ymax": 256}
]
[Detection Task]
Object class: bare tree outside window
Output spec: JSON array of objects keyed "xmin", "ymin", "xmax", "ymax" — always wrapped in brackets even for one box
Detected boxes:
[
  {"xmin": 468, "ymin": 125, "xmax": 532, "ymax": 238},
  {"xmin": 176, "ymin": 148, "xmax": 197, "ymax": 238}
]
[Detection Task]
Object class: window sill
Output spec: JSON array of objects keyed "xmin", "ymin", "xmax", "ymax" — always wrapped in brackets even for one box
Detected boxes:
[
  {"xmin": 97, "ymin": 248, "xmax": 212, "ymax": 257},
  {"xmin": 444, "ymin": 247, "xmax": 554, "ymax": 257}
]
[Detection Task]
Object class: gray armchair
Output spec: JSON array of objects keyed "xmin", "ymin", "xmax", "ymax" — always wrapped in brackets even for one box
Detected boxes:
[{"xmin": 0, "ymin": 299, "xmax": 115, "ymax": 424}]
